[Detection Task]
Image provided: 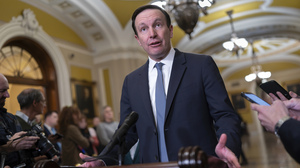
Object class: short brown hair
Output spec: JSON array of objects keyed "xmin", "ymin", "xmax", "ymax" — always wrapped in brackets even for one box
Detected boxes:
[{"xmin": 131, "ymin": 5, "xmax": 171, "ymax": 36}]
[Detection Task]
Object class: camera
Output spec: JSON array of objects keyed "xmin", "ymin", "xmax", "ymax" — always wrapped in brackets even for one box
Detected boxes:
[{"xmin": 24, "ymin": 124, "xmax": 59, "ymax": 159}]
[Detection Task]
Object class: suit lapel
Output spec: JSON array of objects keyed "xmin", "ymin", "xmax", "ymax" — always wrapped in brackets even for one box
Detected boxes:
[
  {"xmin": 138, "ymin": 61, "xmax": 156, "ymax": 125},
  {"xmin": 138, "ymin": 51, "xmax": 187, "ymax": 125},
  {"xmin": 165, "ymin": 49, "xmax": 186, "ymax": 120}
]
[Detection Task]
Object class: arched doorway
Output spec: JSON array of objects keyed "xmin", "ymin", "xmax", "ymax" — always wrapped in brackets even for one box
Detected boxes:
[{"xmin": 0, "ymin": 37, "xmax": 59, "ymax": 114}]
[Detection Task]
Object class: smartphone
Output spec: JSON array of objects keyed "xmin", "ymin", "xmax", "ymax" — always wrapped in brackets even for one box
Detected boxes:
[
  {"xmin": 241, "ymin": 92, "xmax": 270, "ymax": 106},
  {"xmin": 53, "ymin": 133, "xmax": 63, "ymax": 139},
  {"xmin": 259, "ymin": 80, "xmax": 292, "ymax": 100}
]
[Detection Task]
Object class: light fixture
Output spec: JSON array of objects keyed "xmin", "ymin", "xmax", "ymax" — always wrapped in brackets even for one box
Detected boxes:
[
  {"xmin": 245, "ymin": 41, "xmax": 271, "ymax": 83},
  {"xmin": 152, "ymin": 0, "xmax": 215, "ymax": 39},
  {"xmin": 222, "ymin": 10, "xmax": 248, "ymax": 57}
]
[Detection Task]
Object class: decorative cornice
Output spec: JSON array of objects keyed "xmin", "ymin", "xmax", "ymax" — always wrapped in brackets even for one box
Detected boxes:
[{"xmin": 11, "ymin": 9, "xmax": 42, "ymax": 36}]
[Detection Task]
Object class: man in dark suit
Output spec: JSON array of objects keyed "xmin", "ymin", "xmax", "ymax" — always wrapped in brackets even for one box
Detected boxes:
[
  {"xmin": 80, "ymin": 4, "xmax": 241, "ymax": 168},
  {"xmin": 43, "ymin": 111, "xmax": 61, "ymax": 153},
  {"xmin": 251, "ymin": 91, "xmax": 300, "ymax": 163}
]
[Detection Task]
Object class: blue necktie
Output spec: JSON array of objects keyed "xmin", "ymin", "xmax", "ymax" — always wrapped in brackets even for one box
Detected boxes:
[
  {"xmin": 51, "ymin": 127, "xmax": 56, "ymax": 134},
  {"xmin": 155, "ymin": 62, "xmax": 168, "ymax": 162}
]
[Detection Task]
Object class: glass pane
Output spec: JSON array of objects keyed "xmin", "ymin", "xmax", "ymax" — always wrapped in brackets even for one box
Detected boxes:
[{"xmin": 0, "ymin": 46, "xmax": 43, "ymax": 79}]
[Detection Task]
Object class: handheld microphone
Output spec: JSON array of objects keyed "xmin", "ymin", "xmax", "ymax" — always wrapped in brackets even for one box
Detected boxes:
[{"xmin": 99, "ymin": 111, "xmax": 139, "ymax": 156}]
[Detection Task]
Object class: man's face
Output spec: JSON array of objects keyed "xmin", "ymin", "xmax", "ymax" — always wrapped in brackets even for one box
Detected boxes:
[
  {"xmin": 48, "ymin": 112, "xmax": 58, "ymax": 127},
  {"xmin": 134, "ymin": 9, "xmax": 173, "ymax": 61},
  {"xmin": 0, "ymin": 75, "xmax": 10, "ymax": 108},
  {"xmin": 36, "ymin": 94, "xmax": 46, "ymax": 115},
  {"xmin": 103, "ymin": 107, "xmax": 114, "ymax": 122}
]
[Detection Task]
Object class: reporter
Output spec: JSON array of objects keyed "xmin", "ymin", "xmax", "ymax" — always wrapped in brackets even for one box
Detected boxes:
[
  {"xmin": 58, "ymin": 106, "xmax": 89, "ymax": 166},
  {"xmin": 0, "ymin": 73, "xmax": 40, "ymax": 167},
  {"xmin": 251, "ymin": 98, "xmax": 300, "ymax": 163}
]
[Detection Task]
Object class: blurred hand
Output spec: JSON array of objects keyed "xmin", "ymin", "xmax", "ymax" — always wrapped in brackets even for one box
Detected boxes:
[
  {"xmin": 77, "ymin": 153, "xmax": 106, "ymax": 167},
  {"xmin": 289, "ymin": 91, "xmax": 299, "ymax": 98},
  {"xmin": 269, "ymin": 91, "xmax": 298, "ymax": 102},
  {"xmin": 33, "ymin": 155, "xmax": 48, "ymax": 162},
  {"xmin": 9, "ymin": 131, "xmax": 39, "ymax": 151},
  {"xmin": 48, "ymin": 135, "xmax": 61, "ymax": 143},
  {"xmin": 284, "ymin": 98, "xmax": 300, "ymax": 120},
  {"xmin": 268, "ymin": 91, "xmax": 300, "ymax": 120},
  {"xmin": 215, "ymin": 134, "xmax": 241, "ymax": 168},
  {"xmin": 251, "ymin": 100, "xmax": 289, "ymax": 132}
]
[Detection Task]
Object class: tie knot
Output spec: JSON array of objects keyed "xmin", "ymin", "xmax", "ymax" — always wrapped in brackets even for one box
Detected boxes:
[{"xmin": 155, "ymin": 62, "xmax": 164, "ymax": 71}]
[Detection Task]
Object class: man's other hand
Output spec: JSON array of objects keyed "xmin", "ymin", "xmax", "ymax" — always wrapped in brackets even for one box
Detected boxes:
[
  {"xmin": 215, "ymin": 134, "xmax": 241, "ymax": 168},
  {"xmin": 77, "ymin": 153, "xmax": 106, "ymax": 167}
]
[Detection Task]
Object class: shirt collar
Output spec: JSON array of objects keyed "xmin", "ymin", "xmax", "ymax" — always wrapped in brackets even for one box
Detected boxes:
[
  {"xmin": 148, "ymin": 47, "xmax": 175, "ymax": 69},
  {"xmin": 15, "ymin": 111, "xmax": 30, "ymax": 123},
  {"xmin": 44, "ymin": 123, "xmax": 52, "ymax": 132}
]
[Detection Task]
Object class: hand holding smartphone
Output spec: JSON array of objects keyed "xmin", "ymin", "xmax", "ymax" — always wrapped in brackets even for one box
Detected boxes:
[
  {"xmin": 53, "ymin": 133, "xmax": 63, "ymax": 140},
  {"xmin": 259, "ymin": 80, "xmax": 292, "ymax": 100},
  {"xmin": 241, "ymin": 92, "xmax": 270, "ymax": 106}
]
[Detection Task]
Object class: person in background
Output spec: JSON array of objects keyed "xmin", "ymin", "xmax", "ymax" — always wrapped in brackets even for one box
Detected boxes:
[
  {"xmin": 43, "ymin": 110, "xmax": 62, "ymax": 153},
  {"xmin": 15, "ymin": 88, "xmax": 46, "ymax": 130},
  {"xmin": 78, "ymin": 114, "xmax": 100, "ymax": 156},
  {"xmin": 96, "ymin": 106, "xmax": 119, "ymax": 146},
  {"xmin": 58, "ymin": 106, "xmax": 89, "ymax": 166},
  {"xmin": 16, "ymin": 88, "xmax": 58, "ymax": 166},
  {"xmin": 92, "ymin": 116, "xmax": 101, "ymax": 130},
  {"xmin": 0, "ymin": 73, "xmax": 39, "ymax": 168},
  {"xmin": 92, "ymin": 116, "xmax": 105, "ymax": 153},
  {"xmin": 79, "ymin": 5, "xmax": 241, "ymax": 168},
  {"xmin": 251, "ymin": 91, "xmax": 300, "ymax": 163}
]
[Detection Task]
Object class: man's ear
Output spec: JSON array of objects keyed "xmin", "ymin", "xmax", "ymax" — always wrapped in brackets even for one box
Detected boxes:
[
  {"xmin": 135, "ymin": 35, "xmax": 142, "ymax": 46},
  {"xmin": 169, "ymin": 25, "xmax": 174, "ymax": 38},
  {"xmin": 32, "ymin": 100, "xmax": 38, "ymax": 107}
]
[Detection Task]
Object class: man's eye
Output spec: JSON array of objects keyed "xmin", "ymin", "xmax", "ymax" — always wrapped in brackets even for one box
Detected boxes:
[
  {"xmin": 156, "ymin": 24, "xmax": 161, "ymax": 27},
  {"xmin": 0, "ymin": 90, "xmax": 6, "ymax": 93}
]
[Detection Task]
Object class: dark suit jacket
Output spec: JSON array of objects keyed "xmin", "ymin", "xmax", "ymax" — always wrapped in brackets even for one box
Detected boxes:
[
  {"xmin": 278, "ymin": 119, "xmax": 300, "ymax": 163},
  {"xmin": 105, "ymin": 49, "xmax": 241, "ymax": 164}
]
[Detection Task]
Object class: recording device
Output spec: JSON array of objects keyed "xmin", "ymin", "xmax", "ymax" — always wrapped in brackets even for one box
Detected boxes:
[
  {"xmin": 82, "ymin": 111, "xmax": 139, "ymax": 163},
  {"xmin": 241, "ymin": 92, "xmax": 270, "ymax": 106},
  {"xmin": 23, "ymin": 124, "xmax": 60, "ymax": 159},
  {"xmin": 259, "ymin": 80, "xmax": 292, "ymax": 100}
]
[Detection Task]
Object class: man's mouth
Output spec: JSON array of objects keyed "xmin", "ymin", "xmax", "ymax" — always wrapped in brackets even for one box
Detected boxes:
[{"xmin": 149, "ymin": 41, "xmax": 161, "ymax": 47}]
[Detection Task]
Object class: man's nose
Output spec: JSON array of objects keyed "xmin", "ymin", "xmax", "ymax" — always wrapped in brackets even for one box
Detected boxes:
[
  {"xmin": 149, "ymin": 28, "xmax": 157, "ymax": 38},
  {"xmin": 4, "ymin": 91, "xmax": 10, "ymax": 98}
]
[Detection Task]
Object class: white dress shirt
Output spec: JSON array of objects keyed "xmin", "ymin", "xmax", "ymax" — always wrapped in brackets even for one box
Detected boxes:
[
  {"xmin": 44, "ymin": 123, "xmax": 54, "ymax": 134},
  {"xmin": 148, "ymin": 48, "xmax": 175, "ymax": 125}
]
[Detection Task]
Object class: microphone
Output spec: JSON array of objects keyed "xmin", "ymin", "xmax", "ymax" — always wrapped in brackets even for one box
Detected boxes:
[{"xmin": 99, "ymin": 111, "xmax": 139, "ymax": 156}]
